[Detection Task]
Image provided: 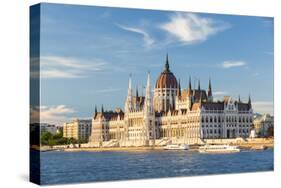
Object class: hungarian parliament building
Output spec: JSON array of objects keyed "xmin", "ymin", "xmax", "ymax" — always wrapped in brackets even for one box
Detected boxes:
[{"xmin": 89, "ymin": 55, "xmax": 253, "ymax": 147}]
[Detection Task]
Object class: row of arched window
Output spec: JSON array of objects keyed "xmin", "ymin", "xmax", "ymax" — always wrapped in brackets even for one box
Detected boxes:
[
  {"xmin": 201, "ymin": 116, "xmax": 252, "ymax": 123},
  {"xmin": 202, "ymin": 128, "xmax": 249, "ymax": 135},
  {"xmin": 203, "ymin": 129, "xmax": 221, "ymax": 134}
]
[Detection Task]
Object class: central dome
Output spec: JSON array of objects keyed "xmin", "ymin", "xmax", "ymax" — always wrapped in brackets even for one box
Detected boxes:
[{"xmin": 155, "ymin": 55, "xmax": 177, "ymax": 89}]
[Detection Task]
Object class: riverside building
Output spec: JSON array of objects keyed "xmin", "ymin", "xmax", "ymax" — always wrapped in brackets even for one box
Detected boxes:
[
  {"xmin": 63, "ymin": 119, "xmax": 92, "ymax": 141},
  {"xmin": 89, "ymin": 55, "xmax": 253, "ymax": 147},
  {"xmin": 253, "ymin": 114, "xmax": 274, "ymax": 137}
]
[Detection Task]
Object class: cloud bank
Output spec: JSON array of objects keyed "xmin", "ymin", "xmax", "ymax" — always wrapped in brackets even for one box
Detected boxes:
[
  {"xmin": 160, "ymin": 13, "xmax": 229, "ymax": 44},
  {"xmin": 221, "ymin": 60, "xmax": 246, "ymax": 68},
  {"xmin": 31, "ymin": 56, "xmax": 108, "ymax": 79},
  {"xmin": 30, "ymin": 105, "xmax": 75, "ymax": 126}
]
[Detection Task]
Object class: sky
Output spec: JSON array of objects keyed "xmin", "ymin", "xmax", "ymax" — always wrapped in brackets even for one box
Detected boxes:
[{"xmin": 34, "ymin": 3, "xmax": 274, "ymax": 125}]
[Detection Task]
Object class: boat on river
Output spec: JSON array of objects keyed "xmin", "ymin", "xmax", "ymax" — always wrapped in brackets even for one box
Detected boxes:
[
  {"xmin": 250, "ymin": 145, "xmax": 267, "ymax": 150},
  {"xmin": 199, "ymin": 144, "xmax": 240, "ymax": 153},
  {"xmin": 164, "ymin": 144, "xmax": 189, "ymax": 150}
]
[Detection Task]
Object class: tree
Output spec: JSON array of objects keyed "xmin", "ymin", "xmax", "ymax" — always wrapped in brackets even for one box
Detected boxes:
[
  {"xmin": 53, "ymin": 131, "xmax": 63, "ymax": 140},
  {"xmin": 41, "ymin": 132, "xmax": 53, "ymax": 145},
  {"xmin": 48, "ymin": 139, "xmax": 56, "ymax": 148}
]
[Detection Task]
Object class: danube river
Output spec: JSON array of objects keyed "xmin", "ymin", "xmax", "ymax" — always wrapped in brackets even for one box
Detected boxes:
[{"xmin": 40, "ymin": 149, "xmax": 273, "ymax": 185}]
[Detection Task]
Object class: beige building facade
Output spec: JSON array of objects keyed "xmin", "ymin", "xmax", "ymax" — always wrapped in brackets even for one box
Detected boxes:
[
  {"xmin": 63, "ymin": 119, "xmax": 92, "ymax": 141},
  {"xmin": 89, "ymin": 55, "xmax": 253, "ymax": 147}
]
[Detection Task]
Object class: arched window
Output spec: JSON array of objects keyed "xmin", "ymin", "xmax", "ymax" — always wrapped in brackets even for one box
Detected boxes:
[
  {"xmin": 214, "ymin": 116, "xmax": 217, "ymax": 123},
  {"xmin": 210, "ymin": 117, "xmax": 213, "ymax": 123}
]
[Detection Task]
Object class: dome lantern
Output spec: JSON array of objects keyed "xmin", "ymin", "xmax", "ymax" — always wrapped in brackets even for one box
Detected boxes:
[{"xmin": 155, "ymin": 55, "xmax": 177, "ymax": 89}]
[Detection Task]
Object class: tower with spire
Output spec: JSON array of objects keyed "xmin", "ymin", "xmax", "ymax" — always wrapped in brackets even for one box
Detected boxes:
[
  {"xmin": 153, "ymin": 53, "xmax": 178, "ymax": 112},
  {"xmin": 135, "ymin": 85, "xmax": 139, "ymax": 110},
  {"xmin": 188, "ymin": 76, "xmax": 192, "ymax": 95},
  {"xmin": 101, "ymin": 104, "xmax": 104, "ymax": 114},
  {"xmin": 208, "ymin": 78, "xmax": 213, "ymax": 102},
  {"xmin": 187, "ymin": 76, "xmax": 193, "ymax": 110},
  {"xmin": 125, "ymin": 75, "xmax": 133, "ymax": 113},
  {"xmin": 94, "ymin": 105, "xmax": 98, "ymax": 118},
  {"xmin": 144, "ymin": 72, "xmax": 155, "ymax": 145},
  {"xmin": 248, "ymin": 95, "xmax": 252, "ymax": 110},
  {"xmin": 144, "ymin": 72, "xmax": 153, "ymax": 114},
  {"xmin": 165, "ymin": 53, "xmax": 170, "ymax": 72}
]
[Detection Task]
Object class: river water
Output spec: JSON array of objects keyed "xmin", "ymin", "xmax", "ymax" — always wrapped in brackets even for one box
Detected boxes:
[{"xmin": 39, "ymin": 149, "xmax": 273, "ymax": 185}]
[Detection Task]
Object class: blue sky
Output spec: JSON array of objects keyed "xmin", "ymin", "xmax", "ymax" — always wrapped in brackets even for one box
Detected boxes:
[{"xmin": 36, "ymin": 3, "xmax": 274, "ymax": 125}]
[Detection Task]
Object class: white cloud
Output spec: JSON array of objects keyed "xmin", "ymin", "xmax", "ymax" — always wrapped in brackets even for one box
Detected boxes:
[
  {"xmin": 93, "ymin": 88, "xmax": 121, "ymax": 94},
  {"xmin": 221, "ymin": 60, "xmax": 246, "ymax": 68},
  {"xmin": 30, "ymin": 105, "xmax": 75, "ymax": 126},
  {"xmin": 31, "ymin": 56, "xmax": 108, "ymax": 79},
  {"xmin": 160, "ymin": 13, "xmax": 229, "ymax": 44},
  {"xmin": 252, "ymin": 101, "xmax": 274, "ymax": 115},
  {"xmin": 212, "ymin": 91, "xmax": 229, "ymax": 101},
  {"xmin": 117, "ymin": 24, "xmax": 154, "ymax": 47},
  {"xmin": 41, "ymin": 70, "xmax": 82, "ymax": 79},
  {"xmin": 213, "ymin": 91, "xmax": 228, "ymax": 96}
]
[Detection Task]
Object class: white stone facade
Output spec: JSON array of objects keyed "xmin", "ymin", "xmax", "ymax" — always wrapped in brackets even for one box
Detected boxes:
[{"xmin": 89, "ymin": 56, "xmax": 253, "ymax": 146}]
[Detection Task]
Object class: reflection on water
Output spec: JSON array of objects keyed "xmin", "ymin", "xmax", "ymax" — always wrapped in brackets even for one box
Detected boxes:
[{"xmin": 38, "ymin": 149, "xmax": 273, "ymax": 185}]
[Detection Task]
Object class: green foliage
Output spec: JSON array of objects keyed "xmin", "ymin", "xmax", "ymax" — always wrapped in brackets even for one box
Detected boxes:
[
  {"xmin": 40, "ymin": 131, "xmax": 79, "ymax": 146},
  {"xmin": 48, "ymin": 139, "xmax": 56, "ymax": 147},
  {"xmin": 53, "ymin": 131, "xmax": 63, "ymax": 139},
  {"xmin": 41, "ymin": 132, "xmax": 53, "ymax": 145}
]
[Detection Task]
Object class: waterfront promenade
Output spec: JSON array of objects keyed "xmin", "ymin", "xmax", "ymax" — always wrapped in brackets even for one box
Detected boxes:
[{"xmin": 32, "ymin": 138, "xmax": 273, "ymax": 152}]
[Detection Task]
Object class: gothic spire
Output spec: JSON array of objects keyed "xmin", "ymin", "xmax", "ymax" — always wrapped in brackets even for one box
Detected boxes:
[
  {"xmin": 188, "ymin": 76, "xmax": 192, "ymax": 91},
  {"xmin": 248, "ymin": 95, "xmax": 252, "ymax": 109},
  {"xmin": 165, "ymin": 53, "xmax": 170, "ymax": 72},
  {"xmin": 101, "ymin": 104, "xmax": 104, "ymax": 114},
  {"xmin": 145, "ymin": 72, "xmax": 151, "ymax": 96},
  {"xmin": 208, "ymin": 78, "xmax": 212, "ymax": 97},
  {"xmin": 94, "ymin": 105, "xmax": 97, "ymax": 115},
  {"xmin": 136, "ymin": 86, "xmax": 139, "ymax": 99},
  {"xmin": 198, "ymin": 79, "xmax": 201, "ymax": 91},
  {"xmin": 127, "ymin": 74, "xmax": 132, "ymax": 98},
  {"xmin": 238, "ymin": 95, "xmax": 241, "ymax": 103},
  {"xmin": 144, "ymin": 72, "xmax": 152, "ymax": 113}
]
